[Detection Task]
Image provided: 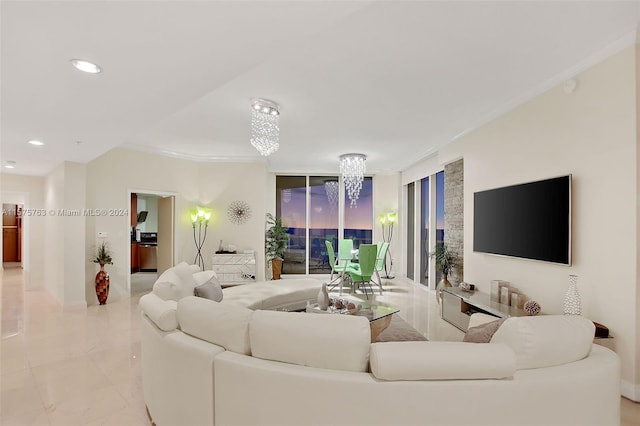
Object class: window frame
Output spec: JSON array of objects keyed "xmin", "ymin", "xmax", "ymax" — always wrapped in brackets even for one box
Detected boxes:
[{"xmin": 275, "ymin": 174, "xmax": 374, "ymax": 275}]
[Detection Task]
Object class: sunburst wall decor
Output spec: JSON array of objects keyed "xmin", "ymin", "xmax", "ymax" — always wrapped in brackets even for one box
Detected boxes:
[{"xmin": 227, "ymin": 200, "xmax": 252, "ymax": 225}]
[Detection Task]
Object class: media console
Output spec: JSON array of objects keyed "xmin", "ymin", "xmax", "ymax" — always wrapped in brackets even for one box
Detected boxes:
[{"xmin": 441, "ymin": 287, "xmax": 526, "ymax": 332}]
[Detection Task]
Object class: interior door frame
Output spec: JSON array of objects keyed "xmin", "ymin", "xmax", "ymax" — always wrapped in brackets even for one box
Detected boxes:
[
  {"xmin": 156, "ymin": 196, "xmax": 175, "ymax": 276},
  {"xmin": 127, "ymin": 188, "xmax": 176, "ymax": 295},
  {"xmin": 1, "ymin": 191, "xmax": 29, "ymax": 274}
]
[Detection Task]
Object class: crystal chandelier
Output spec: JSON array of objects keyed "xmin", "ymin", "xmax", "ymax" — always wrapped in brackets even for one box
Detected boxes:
[
  {"xmin": 282, "ymin": 188, "xmax": 292, "ymax": 204},
  {"xmin": 339, "ymin": 154, "xmax": 367, "ymax": 207},
  {"xmin": 250, "ymin": 98, "xmax": 280, "ymax": 156},
  {"xmin": 324, "ymin": 179, "xmax": 339, "ymax": 209}
]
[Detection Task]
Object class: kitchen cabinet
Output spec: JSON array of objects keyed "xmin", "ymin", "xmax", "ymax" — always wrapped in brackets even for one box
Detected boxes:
[{"xmin": 131, "ymin": 243, "xmax": 140, "ymax": 272}]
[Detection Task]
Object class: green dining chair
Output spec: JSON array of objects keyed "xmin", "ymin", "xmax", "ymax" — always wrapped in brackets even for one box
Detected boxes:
[
  {"xmin": 372, "ymin": 242, "xmax": 389, "ymax": 293},
  {"xmin": 346, "ymin": 244, "xmax": 377, "ymax": 299},
  {"xmin": 326, "ymin": 239, "xmax": 354, "ymax": 294}
]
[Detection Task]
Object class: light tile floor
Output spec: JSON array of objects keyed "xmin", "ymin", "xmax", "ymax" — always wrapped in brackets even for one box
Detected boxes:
[{"xmin": 1, "ymin": 265, "xmax": 638, "ymax": 425}]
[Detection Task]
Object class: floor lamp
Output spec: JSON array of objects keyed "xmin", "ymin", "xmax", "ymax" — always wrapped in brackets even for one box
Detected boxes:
[
  {"xmin": 379, "ymin": 212, "xmax": 396, "ymax": 279},
  {"xmin": 191, "ymin": 207, "xmax": 211, "ymax": 271}
]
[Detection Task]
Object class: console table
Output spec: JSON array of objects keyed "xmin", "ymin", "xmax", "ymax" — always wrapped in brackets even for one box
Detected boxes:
[
  {"xmin": 211, "ymin": 253, "xmax": 256, "ymax": 286},
  {"xmin": 441, "ymin": 287, "xmax": 526, "ymax": 332}
]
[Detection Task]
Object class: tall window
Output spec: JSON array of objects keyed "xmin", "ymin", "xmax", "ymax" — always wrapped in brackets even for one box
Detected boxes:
[
  {"xmin": 406, "ymin": 170, "xmax": 444, "ymax": 286},
  {"xmin": 344, "ymin": 177, "xmax": 373, "ymax": 249},
  {"xmin": 435, "ymin": 171, "xmax": 445, "ymax": 283},
  {"xmin": 276, "ymin": 176, "xmax": 307, "ymax": 274},
  {"xmin": 309, "ymin": 177, "xmax": 338, "ymax": 274},
  {"xmin": 419, "ymin": 177, "xmax": 429, "ymax": 286},
  {"xmin": 275, "ymin": 175, "xmax": 372, "ymax": 275},
  {"xmin": 406, "ymin": 182, "xmax": 415, "ymax": 280}
]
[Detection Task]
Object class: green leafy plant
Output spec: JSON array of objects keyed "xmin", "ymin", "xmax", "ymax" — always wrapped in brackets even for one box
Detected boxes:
[
  {"xmin": 265, "ymin": 213, "xmax": 289, "ymax": 260},
  {"xmin": 429, "ymin": 243, "xmax": 458, "ymax": 278},
  {"xmin": 92, "ymin": 241, "xmax": 113, "ymax": 265}
]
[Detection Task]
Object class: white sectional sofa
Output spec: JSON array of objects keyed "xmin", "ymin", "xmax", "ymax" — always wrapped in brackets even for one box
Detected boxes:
[{"xmin": 139, "ymin": 264, "xmax": 621, "ymax": 426}]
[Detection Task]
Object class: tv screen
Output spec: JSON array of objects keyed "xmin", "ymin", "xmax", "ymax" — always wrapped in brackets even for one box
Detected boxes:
[{"xmin": 473, "ymin": 175, "xmax": 571, "ymax": 265}]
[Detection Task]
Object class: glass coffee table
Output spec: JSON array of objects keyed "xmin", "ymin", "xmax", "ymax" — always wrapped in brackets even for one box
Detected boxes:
[{"xmin": 276, "ymin": 298, "xmax": 399, "ymax": 342}]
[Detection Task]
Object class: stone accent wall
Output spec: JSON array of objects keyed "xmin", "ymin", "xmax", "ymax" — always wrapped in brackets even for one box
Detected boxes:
[{"xmin": 444, "ymin": 158, "xmax": 464, "ymax": 284}]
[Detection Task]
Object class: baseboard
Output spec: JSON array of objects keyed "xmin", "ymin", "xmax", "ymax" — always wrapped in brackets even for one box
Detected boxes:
[{"xmin": 621, "ymin": 379, "xmax": 640, "ymax": 402}]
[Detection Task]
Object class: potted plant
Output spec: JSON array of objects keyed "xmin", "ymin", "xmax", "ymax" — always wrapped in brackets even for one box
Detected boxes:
[
  {"xmin": 265, "ymin": 213, "xmax": 289, "ymax": 280},
  {"xmin": 430, "ymin": 243, "xmax": 459, "ymax": 304},
  {"xmin": 92, "ymin": 241, "xmax": 113, "ymax": 305}
]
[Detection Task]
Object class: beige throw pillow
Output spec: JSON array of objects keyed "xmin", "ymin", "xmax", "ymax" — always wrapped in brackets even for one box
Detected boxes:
[
  {"xmin": 463, "ymin": 317, "xmax": 506, "ymax": 343},
  {"xmin": 194, "ymin": 275, "xmax": 223, "ymax": 302}
]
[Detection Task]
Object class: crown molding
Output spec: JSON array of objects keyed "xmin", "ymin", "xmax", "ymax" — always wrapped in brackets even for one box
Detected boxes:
[{"xmin": 121, "ymin": 143, "xmax": 267, "ymax": 163}]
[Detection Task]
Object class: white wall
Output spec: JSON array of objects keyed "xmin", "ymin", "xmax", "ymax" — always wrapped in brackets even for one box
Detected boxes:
[
  {"xmin": 85, "ymin": 148, "xmax": 268, "ymax": 304},
  {"xmin": 62, "ymin": 162, "xmax": 87, "ymax": 309},
  {"xmin": 41, "ymin": 162, "xmax": 88, "ymax": 308},
  {"xmin": 198, "ymin": 162, "xmax": 268, "ymax": 277},
  {"xmin": 437, "ymin": 46, "xmax": 638, "ymax": 394},
  {"xmin": 45, "ymin": 164, "xmax": 65, "ymax": 304},
  {"xmin": 1, "ymin": 174, "xmax": 46, "ymax": 289},
  {"xmin": 374, "ymin": 173, "xmax": 400, "ymax": 274}
]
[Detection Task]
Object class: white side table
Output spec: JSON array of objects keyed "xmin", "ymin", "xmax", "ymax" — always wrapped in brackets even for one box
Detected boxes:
[{"xmin": 211, "ymin": 253, "xmax": 256, "ymax": 286}]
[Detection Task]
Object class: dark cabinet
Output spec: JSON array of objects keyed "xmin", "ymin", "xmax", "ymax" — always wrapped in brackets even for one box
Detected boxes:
[{"xmin": 131, "ymin": 243, "xmax": 140, "ymax": 272}]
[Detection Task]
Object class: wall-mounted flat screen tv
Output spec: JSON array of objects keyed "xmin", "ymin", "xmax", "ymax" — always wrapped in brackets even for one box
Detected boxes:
[{"xmin": 473, "ymin": 175, "xmax": 571, "ymax": 265}]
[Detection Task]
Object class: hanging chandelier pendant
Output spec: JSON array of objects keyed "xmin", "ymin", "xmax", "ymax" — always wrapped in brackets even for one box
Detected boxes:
[
  {"xmin": 250, "ymin": 98, "xmax": 280, "ymax": 156},
  {"xmin": 324, "ymin": 180, "xmax": 339, "ymax": 210},
  {"xmin": 339, "ymin": 153, "xmax": 367, "ymax": 207}
]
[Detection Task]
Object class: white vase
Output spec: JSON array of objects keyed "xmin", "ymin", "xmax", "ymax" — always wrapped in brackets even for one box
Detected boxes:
[
  {"xmin": 563, "ymin": 275, "xmax": 581, "ymax": 315},
  {"xmin": 317, "ymin": 283, "xmax": 330, "ymax": 310}
]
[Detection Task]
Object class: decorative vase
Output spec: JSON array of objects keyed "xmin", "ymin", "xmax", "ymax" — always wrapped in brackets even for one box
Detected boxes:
[
  {"xmin": 436, "ymin": 274, "xmax": 452, "ymax": 304},
  {"xmin": 563, "ymin": 274, "xmax": 581, "ymax": 315},
  {"xmin": 271, "ymin": 258, "xmax": 283, "ymax": 280},
  {"xmin": 317, "ymin": 283, "xmax": 330, "ymax": 310},
  {"xmin": 95, "ymin": 264, "xmax": 110, "ymax": 305}
]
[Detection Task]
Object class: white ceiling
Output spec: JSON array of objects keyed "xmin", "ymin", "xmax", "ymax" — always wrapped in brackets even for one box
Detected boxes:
[{"xmin": 2, "ymin": 1, "xmax": 639, "ymax": 177}]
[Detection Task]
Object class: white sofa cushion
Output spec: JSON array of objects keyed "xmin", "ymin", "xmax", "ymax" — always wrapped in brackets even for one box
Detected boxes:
[
  {"xmin": 177, "ymin": 296, "xmax": 253, "ymax": 355},
  {"xmin": 250, "ymin": 310, "xmax": 371, "ymax": 372},
  {"xmin": 139, "ymin": 293, "xmax": 179, "ymax": 331},
  {"xmin": 370, "ymin": 341, "xmax": 516, "ymax": 380},
  {"xmin": 490, "ymin": 315, "xmax": 595, "ymax": 370},
  {"xmin": 153, "ymin": 262, "xmax": 198, "ymax": 301},
  {"xmin": 222, "ymin": 279, "xmax": 322, "ymax": 310}
]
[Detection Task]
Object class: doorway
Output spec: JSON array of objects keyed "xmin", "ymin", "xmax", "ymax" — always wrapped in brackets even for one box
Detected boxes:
[
  {"xmin": 128, "ymin": 191, "xmax": 175, "ymax": 296},
  {"xmin": 3, "ymin": 203, "xmax": 22, "ymax": 265}
]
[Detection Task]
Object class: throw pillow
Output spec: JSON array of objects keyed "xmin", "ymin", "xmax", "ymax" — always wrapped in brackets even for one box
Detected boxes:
[
  {"xmin": 173, "ymin": 261, "xmax": 196, "ymax": 286},
  {"xmin": 153, "ymin": 262, "xmax": 198, "ymax": 301},
  {"xmin": 194, "ymin": 275, "xmax": 223, "ymax": 302},
  {"xmin": 463, "ymin": 317, "xmax": 506, "ymax": 343}
]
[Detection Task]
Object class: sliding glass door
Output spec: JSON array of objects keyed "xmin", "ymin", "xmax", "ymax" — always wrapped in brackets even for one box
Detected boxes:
[{"xmin": 276, "ymin": 175, "xmax": 373, "ymax": 275}]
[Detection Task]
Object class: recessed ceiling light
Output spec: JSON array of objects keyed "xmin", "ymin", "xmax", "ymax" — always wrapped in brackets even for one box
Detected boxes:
[
  {"xmin": 4, "ymin": 161, "xmax": 16, "ymax": 169},
  {"xmin": 28, "ymin": 140, "xmax": 44, "ymax": 146},
  {"xmin": 70, "ymin": 59, "xmax": 102, "ymax": 74}
]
